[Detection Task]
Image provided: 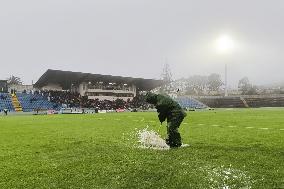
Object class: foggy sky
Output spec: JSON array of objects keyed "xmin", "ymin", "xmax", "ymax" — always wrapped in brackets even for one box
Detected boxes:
[{"xmin": 0, "ymin": 0, "xmax": 283, "ymax": 87}]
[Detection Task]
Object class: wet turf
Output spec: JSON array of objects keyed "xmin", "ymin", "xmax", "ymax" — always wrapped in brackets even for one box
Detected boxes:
[{"xmin": 0, "ymin": 108, "xmax": 283, "ymax": 188}]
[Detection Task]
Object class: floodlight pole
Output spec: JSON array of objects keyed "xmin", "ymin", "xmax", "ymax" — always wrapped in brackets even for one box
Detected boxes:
[{"xmin": 225, "ymin": 63, "xmax": 228, "ymax": 96}]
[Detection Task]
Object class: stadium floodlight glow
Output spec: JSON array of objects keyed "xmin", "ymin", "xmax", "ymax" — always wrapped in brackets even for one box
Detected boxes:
[
  {"xmin": 215, "ymin": 34, "xmax": 235, "ymax": 96},
  {"xmin": 216, "ymin": 35, "xmax": 234, "ymax": 54}
]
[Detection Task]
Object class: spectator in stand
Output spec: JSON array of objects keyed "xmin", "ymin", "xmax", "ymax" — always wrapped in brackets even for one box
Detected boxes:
[
  {"xmin": 3, "ymin": 108, "xmax": 8, "ymax": 116},
  {"xmin": 45, "ymin": 90, "xmax": 152, "ymax": 111},
  {"xmin": 1, "ymin": 94, "xmax": 7, "ymax": 100}
]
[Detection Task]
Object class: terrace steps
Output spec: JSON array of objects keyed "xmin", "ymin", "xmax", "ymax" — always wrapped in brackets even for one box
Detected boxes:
[{"xmin": 11, "ymin": 94, "xmax": 22, "ymax": 112}]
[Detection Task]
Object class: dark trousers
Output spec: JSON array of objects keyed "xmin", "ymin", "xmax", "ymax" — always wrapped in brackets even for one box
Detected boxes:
[{"xmin": 166, "ymin": 110, "xmax": 186, "ymax": 148}]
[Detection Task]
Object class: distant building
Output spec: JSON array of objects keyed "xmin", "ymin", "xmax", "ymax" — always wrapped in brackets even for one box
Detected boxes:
[
  {"xmin": 34, "ymin": 69, "xmax": 164, "ymax": 101},
  {"xmin": 0, "ymin": 80, "xmax": 8, "ymax": 93},
  {"xmin": 8, "ymin": 84, "xmax": 34, "ymax": 94}
]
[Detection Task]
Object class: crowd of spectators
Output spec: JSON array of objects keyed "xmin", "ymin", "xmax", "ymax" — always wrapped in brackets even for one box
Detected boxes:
[
  {"xmin": 0, "ymin": 94, "xmax": 7, "ymax": 100},
  {"xmin": 47, "ymin": 91, "xmax": 81, "ymax": 108},
  {"xmin": 37, "ymin": 90, "xmax": 151, "ymax": 111}
]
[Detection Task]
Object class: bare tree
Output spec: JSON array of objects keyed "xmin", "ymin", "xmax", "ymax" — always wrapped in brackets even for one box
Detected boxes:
[
  {"xmin": 238, "ymin": 77, "xmax": 257, "ymax": 95},
  {"xmin": 185, "ymin": 75, "xmax": 208, "ymax": 95},
  {"xmin": 159, "ymin": 63, "xmax": 173, "ymax": 94},
  {"xmin": 161, "ymin": 63, "xmax": 172, "ymax": 83},
  {"xmin": 207, "ymin": 73, "xmax": 223, "ymax": 92}
]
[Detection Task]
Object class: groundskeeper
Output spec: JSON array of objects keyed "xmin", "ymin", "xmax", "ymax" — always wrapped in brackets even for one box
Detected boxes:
[{"xmin": 145, "ymin": 92, "xmax": 187, "ymax": 148}]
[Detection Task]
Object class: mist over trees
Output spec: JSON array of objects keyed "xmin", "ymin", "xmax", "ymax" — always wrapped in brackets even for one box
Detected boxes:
[
  {"xmin": 156, "ymin": 64, "xmax": 284, "ymax": 96},
  {"xmin": 183, "ymin": 74, "xmax": 223, "ymax": 95},
  {"xmin": 238, "ymin": 77, "xmax": 258, "ymax": 95},
  {"xmin": 207, "ymin": 74, "xmax": 223, "ymax": 92},
  {"xmin": 158, "ymin": 64, "xmax": 223, "ymax": 95},
  {"xmin": 156, "ymin": 67, "xmax": 224, "ymax": 96}
]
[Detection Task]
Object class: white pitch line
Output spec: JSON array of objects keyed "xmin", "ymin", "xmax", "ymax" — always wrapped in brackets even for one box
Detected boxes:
[
  {"xmin": 182, "ymin": 123, "xmax": 188, "ymax": 125},
  {"xmin": 259, "ymin": 128, "xmax": 269, "ymax": 130},
  {"xmin": 245, "ymin": 127, "xmax": 254, "ymax": 129},
  {"xmin": 212, "ymin": 124, "xmax": 219, "ymax": 127},
  {"xmin": 198, "ymin": 124, "xmax": 204, "ymax": 126},
  {"xmin": 228, "ymin": 126, "xmax": 237, "ymax": 128}
]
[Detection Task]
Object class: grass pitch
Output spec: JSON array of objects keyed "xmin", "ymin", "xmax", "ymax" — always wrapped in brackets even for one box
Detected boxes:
[{"xmin": 0, "ymin": 108, "xmax": 283, "ymax": 188}]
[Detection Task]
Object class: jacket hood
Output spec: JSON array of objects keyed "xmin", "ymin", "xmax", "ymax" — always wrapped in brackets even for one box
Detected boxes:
[{"xmin": 145, "ymin": 92, "xmax": 158, "ymax": 104}]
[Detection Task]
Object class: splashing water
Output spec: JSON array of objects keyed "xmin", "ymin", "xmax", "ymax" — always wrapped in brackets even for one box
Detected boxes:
[
  {"xmin": 200, "ymin": 165, "xmax": 254, "ymax": 189},
  {"xmin": 136, "ymin": 126, "xmax": 170, "ymax": 150}
]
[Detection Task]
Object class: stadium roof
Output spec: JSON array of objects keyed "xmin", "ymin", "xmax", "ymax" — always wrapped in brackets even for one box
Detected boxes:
[{"xmin": 34, "ymin": 69, "xmax": 164, "ymax": 91}]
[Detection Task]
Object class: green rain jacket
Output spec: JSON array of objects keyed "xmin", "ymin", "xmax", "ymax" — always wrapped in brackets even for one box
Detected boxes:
[{"xmin": 145, "ymin": 92, "xmax": 186, "ymax": 123}]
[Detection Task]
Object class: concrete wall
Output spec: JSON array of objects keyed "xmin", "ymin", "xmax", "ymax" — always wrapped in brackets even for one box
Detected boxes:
[
  {"xmin": 87, "ymin": 95, "xmax": 133, "ymax": 101},
  {"xmin": 41, "ymin": 83, "xmax": 62, "ymax": 91},
  {"xmin": 79, "ymin": 83, "xmax": 136, "ymax": 101},
  {"xmin": 79, "ymin": 82, "xmax": 87, "ymax": 96}
]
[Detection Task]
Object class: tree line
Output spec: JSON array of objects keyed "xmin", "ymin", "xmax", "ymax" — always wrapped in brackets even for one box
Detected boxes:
[{"xmin": 159, "ymin": 64, "xmax": 283, "ymax": 95}]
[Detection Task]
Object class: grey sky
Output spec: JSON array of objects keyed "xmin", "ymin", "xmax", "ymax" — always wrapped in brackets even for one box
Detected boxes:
[{"xmin": 0, "ymin": 0, "xmax": 283, "ymax": 87}]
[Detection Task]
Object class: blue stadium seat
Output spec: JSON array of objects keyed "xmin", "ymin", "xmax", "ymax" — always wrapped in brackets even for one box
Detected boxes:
[
  {"xmin": 175, "ymin": 96, "xmax": 208, "ymax": 109},
  {"xmin": 0, "ymin": 93, "xmax": 15, "ymax": 112},
  {"xmin": 16, "ymin": 93, "xmax": 61, "ymax": 112}
]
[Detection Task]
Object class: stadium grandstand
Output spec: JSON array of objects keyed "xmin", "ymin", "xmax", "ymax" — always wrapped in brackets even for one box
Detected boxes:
[
  {"xmin": 3, "ymin": 69, "xmax": 284, "ymax": 113},
  {"xmin": 34, "ymin": 69, "xmax": 164, "ymax": 101},
  {"xmin": 1, "ymin": 69, "xmax": 166, "ymax": 112}
]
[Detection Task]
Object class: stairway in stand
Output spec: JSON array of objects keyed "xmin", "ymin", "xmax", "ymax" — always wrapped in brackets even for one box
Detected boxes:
[{"xmin": 11, "ymin": 94, "xmax": 23, "ymax": 112}]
